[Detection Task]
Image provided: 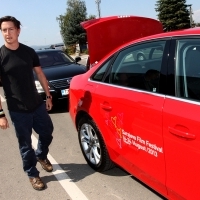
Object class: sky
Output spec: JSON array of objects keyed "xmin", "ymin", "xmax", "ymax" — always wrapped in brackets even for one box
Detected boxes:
[{"xmin": 0, "ymin": 0, "xmax": 200, "ymax": 47}]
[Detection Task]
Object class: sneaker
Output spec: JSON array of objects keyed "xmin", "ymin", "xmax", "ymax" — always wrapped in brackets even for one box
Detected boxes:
[
  {"xmin": 37, "ymin": 158, "xmax": 53, "ymax": 172},
  {"xmin": 29, "ymin": 177, "xmax": 45, "ymax": 190}
]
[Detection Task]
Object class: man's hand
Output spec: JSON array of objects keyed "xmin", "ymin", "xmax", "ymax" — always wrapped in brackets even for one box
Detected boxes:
[
  {"xmin": 46, "ymin": 98, "xmax": 53, "ymax": 111},
  {"xmin": 0, "ymin": 117, "xmax": 9, "ymax": 129}
]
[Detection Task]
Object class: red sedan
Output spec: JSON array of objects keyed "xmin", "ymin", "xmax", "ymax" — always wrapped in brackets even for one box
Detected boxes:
[{"xmin": 69, "ymin": 16, "xmax": 200, "ymax": 200}]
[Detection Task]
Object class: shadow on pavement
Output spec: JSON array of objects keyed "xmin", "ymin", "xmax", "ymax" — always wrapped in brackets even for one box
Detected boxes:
[
  {"xmin": 130, "ymin": 176, "xmax": 167, "ymax": 200},
  {"xmin": 41, "ymin": 163, "xmax": 166, "ymax": 199},
  {"xmin": 42, "ymin": 163, "xmax": 128, "ymax": 184}
]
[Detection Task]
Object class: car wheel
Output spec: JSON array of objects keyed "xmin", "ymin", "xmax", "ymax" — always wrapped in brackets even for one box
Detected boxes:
[
  {"xmin": 78, "ymin": 117, "xmax": 115, "ymax": 172},
  {"xmin": 137, "ymin": 53, "xmax": 145, "ymax": 61}
]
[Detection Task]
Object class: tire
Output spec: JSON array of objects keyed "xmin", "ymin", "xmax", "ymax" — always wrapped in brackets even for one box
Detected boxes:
[
  {"xmin": 78, "ymin": 117, "xmax": 115, "ymax": 172},
  {"xmin": 137, "ymin": 53, "xmax": 145, "ymax": 61}
]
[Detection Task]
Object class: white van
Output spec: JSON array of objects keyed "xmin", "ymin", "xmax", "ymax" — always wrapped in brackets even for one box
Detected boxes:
[{"xmin": 50, "ymin": 43, "xmax": 65, "ymax": 50}]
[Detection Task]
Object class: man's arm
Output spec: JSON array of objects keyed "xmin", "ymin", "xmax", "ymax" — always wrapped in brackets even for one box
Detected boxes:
[
  {"xmin": 33, "ymin": 66, "xmax": 53, "ymax": 111},
  {"xmin": 0, "ymin": 48, "xmax": 9, "ymax": 129},
  {"xmin": 0, "ymin": 96, "xmax": 9, "ymax": 129}
]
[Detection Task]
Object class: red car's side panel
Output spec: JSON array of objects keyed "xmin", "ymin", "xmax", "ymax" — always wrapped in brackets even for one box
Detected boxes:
[
  {"xmin": 69, "ymin": 67, "xmax": 102, "ymax": 126},
  {"xmin": 69, "ymin": 74, "xmax": 88, "ymax": 124},
  {"xmin": 163, "ymin": 98, "xmax": 200, "ymax": 200},
  {"xmin": 81, "ymin": 16, "xmax": 163, "ymax": 65},
  {"xmin": 87, "ymin": 83, "xmax": 167, "ymax": 196},
  {"xmin": 69, "ymin": 63, "xmax": 99, "ymax": 110}
]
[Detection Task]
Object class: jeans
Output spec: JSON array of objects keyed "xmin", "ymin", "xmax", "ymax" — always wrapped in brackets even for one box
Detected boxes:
[{"xmin": 9, "ymin": 103, "xmax": 53, "ymax": 178}]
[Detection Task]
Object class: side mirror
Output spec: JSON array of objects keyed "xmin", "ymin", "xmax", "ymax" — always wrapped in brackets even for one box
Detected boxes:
[{"xmin": 75, "ymin": 56, "xmax": 81, "ymax": 63}]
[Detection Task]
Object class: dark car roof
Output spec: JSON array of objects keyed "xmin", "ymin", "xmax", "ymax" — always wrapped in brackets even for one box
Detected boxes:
[
  {"xmin": 36, "ymin": 49, "xmax": 75, "ymax": 66},
  {"xmin": 34, "ymin": 49, "xmax": 86, "ymax": 81},
  {"xmin": 35, "ymin": 49, "xmax": 64, "ymax": 53}
]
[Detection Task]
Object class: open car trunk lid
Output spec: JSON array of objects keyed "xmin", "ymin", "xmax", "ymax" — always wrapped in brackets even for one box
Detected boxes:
[{"xmin": 81, "ymin": 16, "xmax": 163, "ymax": 65}]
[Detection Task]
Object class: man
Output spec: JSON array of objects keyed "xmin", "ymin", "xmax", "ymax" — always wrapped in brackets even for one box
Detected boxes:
[
  {"xmin": 0, "ymin": 16, "xmax": 54, "ymax": 191},
  {"xmin": 143, "ymin": 69, "xmax": 160, "ymax": 92}
]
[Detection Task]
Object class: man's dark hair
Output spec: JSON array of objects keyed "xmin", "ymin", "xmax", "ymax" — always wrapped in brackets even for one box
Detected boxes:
[{"xmin": 0, "ymin": 16, "xmax": 21, "ymax": 30}]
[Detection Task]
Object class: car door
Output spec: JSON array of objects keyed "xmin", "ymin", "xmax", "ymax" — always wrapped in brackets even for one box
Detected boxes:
[
  {"xmin": 163, "ymin": 38, "xmax": 200, "ymax": 200},
  {"xmin": 91, "ymin": 40, "xmax": 170, "ymax": 196}
]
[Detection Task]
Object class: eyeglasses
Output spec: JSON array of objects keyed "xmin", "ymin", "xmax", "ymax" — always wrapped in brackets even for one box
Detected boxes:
[{"xmin": 1, "ymin": 27, "xmax": 16, "ymax": 33}]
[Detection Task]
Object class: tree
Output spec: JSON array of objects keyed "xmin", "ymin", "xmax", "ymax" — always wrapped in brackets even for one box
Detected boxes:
[
  {"xmin": 57, "ymin": 0, "xmax": 88, "ymax": 48},
  {"xmin": 155, "ymin": 0, "xmax": 191, "ymax": 31},
  {"xmin": 88, "ymin": 15, "xmax": 96, "ymax": 20},
  {"xmin": 56, "ymin": 15, "xmax": 68, "ymax": 46}
]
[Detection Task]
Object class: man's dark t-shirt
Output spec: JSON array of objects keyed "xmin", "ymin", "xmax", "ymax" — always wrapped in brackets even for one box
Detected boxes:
[{"xmin": 0, "ymin": 43, "xmax": 43, "ymax": 112}]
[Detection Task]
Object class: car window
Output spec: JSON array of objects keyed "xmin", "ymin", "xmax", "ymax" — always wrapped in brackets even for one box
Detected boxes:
[
  {"xmin": 109, "ymin": 41, "xmax": 166, "ymax": 93},
  {"xmin": 175, "ymin": 39, "xmax": 200, "ymax": 101},
  {"xmin": 37, "ymin": 51, "xmax": 74, "ymax": 67},
  {"xmin": 123, "ymin": 46, "xmax": 164, "ymax": 62},
  {"xmin": 92, "ymin": 57, "xmax": 113, "ymax": 81}
]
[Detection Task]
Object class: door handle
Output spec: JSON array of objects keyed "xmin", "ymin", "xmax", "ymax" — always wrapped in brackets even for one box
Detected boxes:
[
  {"xmin": 100, "ymin": 103, "xmax": 112, "ymax": 111},
  {"xmin": 168, "ymin": 127, "xmax": 196, "ymax": 139}
]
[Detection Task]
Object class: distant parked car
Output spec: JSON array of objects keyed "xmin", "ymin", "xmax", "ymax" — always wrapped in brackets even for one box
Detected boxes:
[
  {"xmin": 35, "ymin": 49, "xmax": 85, "ymax": 104},
  {"xmin": 50, "ymin": 43, "xmax": 65, "ymax": 51}
]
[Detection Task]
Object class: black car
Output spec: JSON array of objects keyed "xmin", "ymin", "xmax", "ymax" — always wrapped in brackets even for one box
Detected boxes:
[{"xmin": 35, "ymin": 49, "xmax": 86, "ymax": 103}]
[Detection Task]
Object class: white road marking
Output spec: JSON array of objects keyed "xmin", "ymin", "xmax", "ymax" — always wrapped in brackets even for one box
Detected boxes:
[
  {"xmin": 31, "ymin": 134, "xmax": 89, "ymax": 200},
  {"xmin": 0, "ymin": 95, "xmax": 6, "ymax": 102}
]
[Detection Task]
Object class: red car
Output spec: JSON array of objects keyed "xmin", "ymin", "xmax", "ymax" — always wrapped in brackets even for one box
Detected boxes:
[{"xmin": 69, "ymin": 16, "xmax": 200, "ymax": 200}]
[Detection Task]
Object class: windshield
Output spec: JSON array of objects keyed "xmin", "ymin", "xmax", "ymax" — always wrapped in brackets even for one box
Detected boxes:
[{"xmin": 37, "ymin": 51, "xmax": 74, "ymax": 67}]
